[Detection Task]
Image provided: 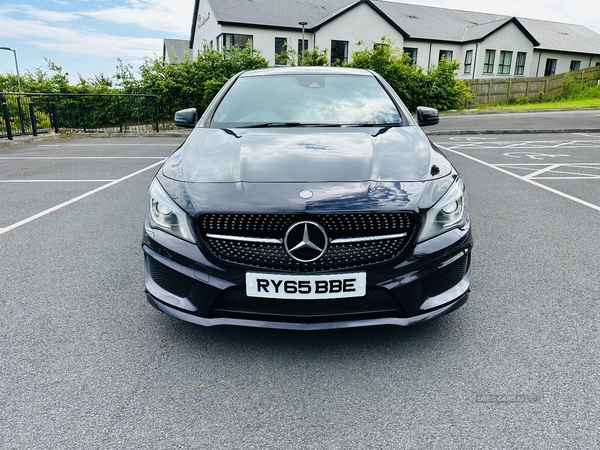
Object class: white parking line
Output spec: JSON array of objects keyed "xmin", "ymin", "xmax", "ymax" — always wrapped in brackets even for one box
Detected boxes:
[
  {"xmin": 495, "ymin": 163, "xmax": 600, "ymax": 180},
  {"xmin": 0, "ymin": 180, "xmax": 115, "ymax": 183},
  {"xmin": 439, "ymin": 146, "xmax": 600, "ymax": 213},
  {"xmin": 0, "ymin": 157, "xmax": 166, "ymax": 160},
  {"xmin": 0, "ymin": 160, "xmax": 165, "ymax": 236},
  {"xmin": 572, "ymin": 133, "xmax": 600, "ymax": 138},
  {"xmin": 37, "ymin": 144, "xmax": 177, "ymax": 147},
  {"xmin": 440, "ymin": 139, "xmax": 600, "ymax": 150},
  {"xmin": 524, "ymin": 164, "xmax": 561, "ymax": 179},
  {"xmin": 534, "ymin": 176, "xmax": 600, "ymax": 180}
]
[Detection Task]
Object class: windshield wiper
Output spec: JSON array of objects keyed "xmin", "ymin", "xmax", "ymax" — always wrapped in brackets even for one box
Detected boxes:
[
  {"xmin": 241, "ymin": 122, "xmax": 403, "ymax": 129},
  {"xmin": 244, "ymin": 122, "xmax": 302, "ymax": 128},
  {"xmin": 243, "ymin": 122, "xmax": 344, "ymax": 128},
  {"xmin": 344, "ymin": 122, "xmax": 403, "ymax": 127},
  {"xmin": 220, "ymin": 128, "xmax": 241, "ymax": 138}
]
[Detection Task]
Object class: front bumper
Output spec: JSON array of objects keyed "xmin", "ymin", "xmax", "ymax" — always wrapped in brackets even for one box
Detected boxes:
[
  {"xmin": 146, "ymin": 289, "xmax": 469, "ymax": 330},
  {"xmin": 142, "ymin": 215, "xmax": 473, "ymax": 330}
]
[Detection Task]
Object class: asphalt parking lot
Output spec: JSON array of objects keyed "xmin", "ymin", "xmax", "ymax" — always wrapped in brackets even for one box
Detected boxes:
[{"xmin": 1, "ymin": 125, "xmax": 600, "ymax": 448}]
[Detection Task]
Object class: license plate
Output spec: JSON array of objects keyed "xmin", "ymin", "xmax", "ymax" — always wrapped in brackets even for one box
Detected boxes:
[{"xmin": 246, "ymin": 272, "xmax": 366, "ymax": 299}]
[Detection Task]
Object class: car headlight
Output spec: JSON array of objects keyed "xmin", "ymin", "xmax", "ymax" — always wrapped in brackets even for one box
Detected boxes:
[
  {"xmin": 417, "ymin": 176, "xmax": 467, "ymax": 243},
  {"xmin": 148, "ymin": 178, "xmax": 196, "ymax": 243}
]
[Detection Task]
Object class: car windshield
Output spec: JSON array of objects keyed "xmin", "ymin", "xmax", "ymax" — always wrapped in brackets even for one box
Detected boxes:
[{"xmin": 210, "ymin": 73, "xmax": 402, "ymax": 128}]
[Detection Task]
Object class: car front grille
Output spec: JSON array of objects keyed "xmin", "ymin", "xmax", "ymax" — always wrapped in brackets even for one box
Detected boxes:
[
  {"xmin": 210, "ymin": 286, "xmax": 402, "ymax": 321},
  {"xmin": 197, "ymin": 213, "xmax": 416, "ymax": 272}
]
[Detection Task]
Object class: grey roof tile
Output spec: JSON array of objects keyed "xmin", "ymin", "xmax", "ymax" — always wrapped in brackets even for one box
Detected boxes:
[
  {"xmin": 201, "ymin": 0, "xmax": 600, "ymax": 54},
  {"xmin": 517, "ymin": 18, "xmax": 600, "ymax": 53},
  {"xmin": 374, "ymin": 1, "xmax": 506, "ymax": 41},
  {"xmin": 208, "ymin": 0, "xmax": 354, "ymax": 28},
  {"xmin": 163, "ymin": 39, "xmax": 191, "ymax": 62},
  {"xmin": 462, "ymin": 18, "xmax": 513, "ymax": 42}
]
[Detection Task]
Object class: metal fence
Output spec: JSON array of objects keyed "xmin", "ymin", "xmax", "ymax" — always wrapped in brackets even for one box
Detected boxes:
[
  {"xmin": 0, "ymin": 92, "xmax": 159, "ymax": 140},
  {"xmin": 463, "ymin": 66, "xmax": 600, "ymax": 106}
]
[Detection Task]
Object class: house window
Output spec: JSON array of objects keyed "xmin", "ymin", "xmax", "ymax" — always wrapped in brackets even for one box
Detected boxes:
[
  {"xmin": 298, "ymin": 39, "xmax": 308, "ymax": 55},
  {"xmin": 483, "ymin": 50, "xmax": 495, "ymax": 74},
  {"xmin": 330, "ymin": 40, "xmax": 348, "ymax": 65},
  {"xmin": 221, "ymin": 34, "xmax": 252, "ymax": 50},
  {"xmin": 498, "ymin": 51, "xmax": 512, "ymax": 75},
  {"xmin": 404, "ymin": 47, "xmax": 418, "ymax": 65},
  {"xmin": 463, "ymin": 50, "xmax": 473, "ymax": 74},
  {"xmin": 514, "ymin": 52, "xmax": 526, "ymax": 75},
  {"xmin": 275, "ymin": 37, "xmax": 287, "ymax": 65},
  {"xmin": 544, "ymin": 58, "xmax": 557, "ymax": 76},
  {"xmin": 439, "ymin": 50, "xmax": 453, "ymax": 62},
  {"xmin": 570, "ymin": 60, "xmax": 581, "ymax": 71}
]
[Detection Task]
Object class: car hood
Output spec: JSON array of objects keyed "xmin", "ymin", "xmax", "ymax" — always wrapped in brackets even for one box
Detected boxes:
[
  {"xmin": 162, "ymin": 126, "xmax": 451, "ymax": 183},
  {"xmin": 158, "ymin": 126, "xmax": 455, "ymax": 215}
]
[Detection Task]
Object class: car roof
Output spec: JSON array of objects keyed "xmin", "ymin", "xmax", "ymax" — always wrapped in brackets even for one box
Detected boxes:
[{"xmin": 238, "ymin": 67, "xmax": 374, "ymax": 78}]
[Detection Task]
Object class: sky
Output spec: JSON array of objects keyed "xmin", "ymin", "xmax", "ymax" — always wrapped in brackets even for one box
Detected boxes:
[{"xmin": 1, "ymin": 0, "xmax": 599, "ymax": 84}]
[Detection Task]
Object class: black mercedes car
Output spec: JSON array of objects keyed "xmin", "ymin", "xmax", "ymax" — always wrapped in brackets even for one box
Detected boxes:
[{"xmin": 142, "ymin": 67, "xmax": 473, "ymax": 330}]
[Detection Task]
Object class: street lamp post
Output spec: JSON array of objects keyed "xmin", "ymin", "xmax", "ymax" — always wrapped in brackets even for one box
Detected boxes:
[
  {"xmin": 298, "ymin": 22, "xmax": 307, "ymax": 65},
  {"xmin": 0, "ymin": 47, "xmax": 22, "ymax": 92},
  {"xmin": 1, "ymin": 46, "xmax": 25, "ymax": 135}
]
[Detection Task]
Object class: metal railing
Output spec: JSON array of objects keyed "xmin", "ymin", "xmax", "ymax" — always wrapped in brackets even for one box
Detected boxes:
[{"xmin": 1, "ymin": 92, "xmax": 160, "ymax": 140}]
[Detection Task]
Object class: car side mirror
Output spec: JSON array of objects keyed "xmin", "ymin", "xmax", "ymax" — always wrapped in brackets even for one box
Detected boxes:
[
  {"xmin": 416, "ymin": 106, "xmax": 439, "ymax": 127},
  {"xmin": 174, "ymin": 108, "xmax": 197, "ymax": 128}
]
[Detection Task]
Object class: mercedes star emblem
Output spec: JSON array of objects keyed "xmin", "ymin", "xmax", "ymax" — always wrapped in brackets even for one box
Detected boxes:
[
  {"xmin": 284, "ymin": 221, "xmax": 328, "ymax": 262},
  {"xmin": 299, "ymin": 189, "xmax": 313, "ymax": 199}
]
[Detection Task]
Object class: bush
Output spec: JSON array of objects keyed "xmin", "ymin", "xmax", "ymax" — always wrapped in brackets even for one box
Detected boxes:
[
  {"xmin": 557, "ymin": 72, "xmax": 600, "ymax": 100},
  {"xmin": 131, "ymin": 43, "xmax": 269, "ymax": 118},
  {"xmin": 348, "ymin": 37, "xmax": 472, "ymax": 111}
]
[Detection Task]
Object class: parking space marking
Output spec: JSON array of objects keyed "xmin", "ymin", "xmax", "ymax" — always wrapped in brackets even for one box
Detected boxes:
[
  {"xmin": 483, "ymin": 163, "xmax": 600, "ymax": 180},
  {"xmin": 441, "ymin": 139, "xmax": 600, "ymax": 150},
  {"xmin": 0, "ymin": 160, "xmax": 165, "ymax": 236},
  {"xmin": 0, "ymin": 157, "xmax": 166, "ymax": 160},
  {"xmin": 37, "ymin": 143, "xmax": 177, "ymax": 147},
  {"xmin": 573, "ymin": 133, "xmax": 600, "ymax": 138},
  {"xmin": 439, "ymin": 145, "xmax": 600, "ymax": 213},
  {"xmin": 503, "ymin": 152, "xmax": 570, "ymax": 159},
  {"xmin": 523, "ymin": 164, "xmax": 562, "ymax": 179},
  {"xmin": 0, "ymin": 180, "xmax": 116, "ymax": 183}
]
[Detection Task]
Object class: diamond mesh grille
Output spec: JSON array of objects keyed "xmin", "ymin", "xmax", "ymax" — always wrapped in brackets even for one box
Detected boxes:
[{"xmin": 198, "ymin": 213, "xmax": 415, "ymax": 272}]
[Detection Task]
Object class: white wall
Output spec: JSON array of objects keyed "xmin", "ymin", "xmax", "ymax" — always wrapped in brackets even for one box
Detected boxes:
[
  {"xmin": 212, "ymin": 26, "xmax": 314, "ymax": 66},
  {"xmin": 401, "ymin": 41, "xmax": 465, "ymax": 70},
  {"xmin": 427, "ymin": 43, "xmax": 463, "ymax": 67},
  {"xmin": 530, "ymin": 50, "xmax": 600, "ymax": 77},
  {"xmin": 473, "ymin": 22, "xmax": 535, "ymax": 78},
  {"xmin": 315, "ymin": 3, "xmax": 404, "ymax": 64},
  {"xmin": 399, "ymin": 41, "xmax": 431, "ymax": 69},
  {"xmin": 192, "ymin": 0, "xmax": 221, "ymax": 56},
  {"xmin": 455, "ymin": 44, "xmax": 477, "ymax": 80}
]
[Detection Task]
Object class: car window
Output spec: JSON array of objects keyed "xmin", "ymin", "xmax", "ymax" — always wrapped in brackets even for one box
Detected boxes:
[{"xmin": 211, "ymin": 74, "xmax": 401, "ymax": 127}]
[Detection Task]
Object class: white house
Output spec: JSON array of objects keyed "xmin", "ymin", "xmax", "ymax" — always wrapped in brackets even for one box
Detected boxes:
[{"xmin": 179, "ymin": 0, "xmax": 600, "ymax": 79}]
